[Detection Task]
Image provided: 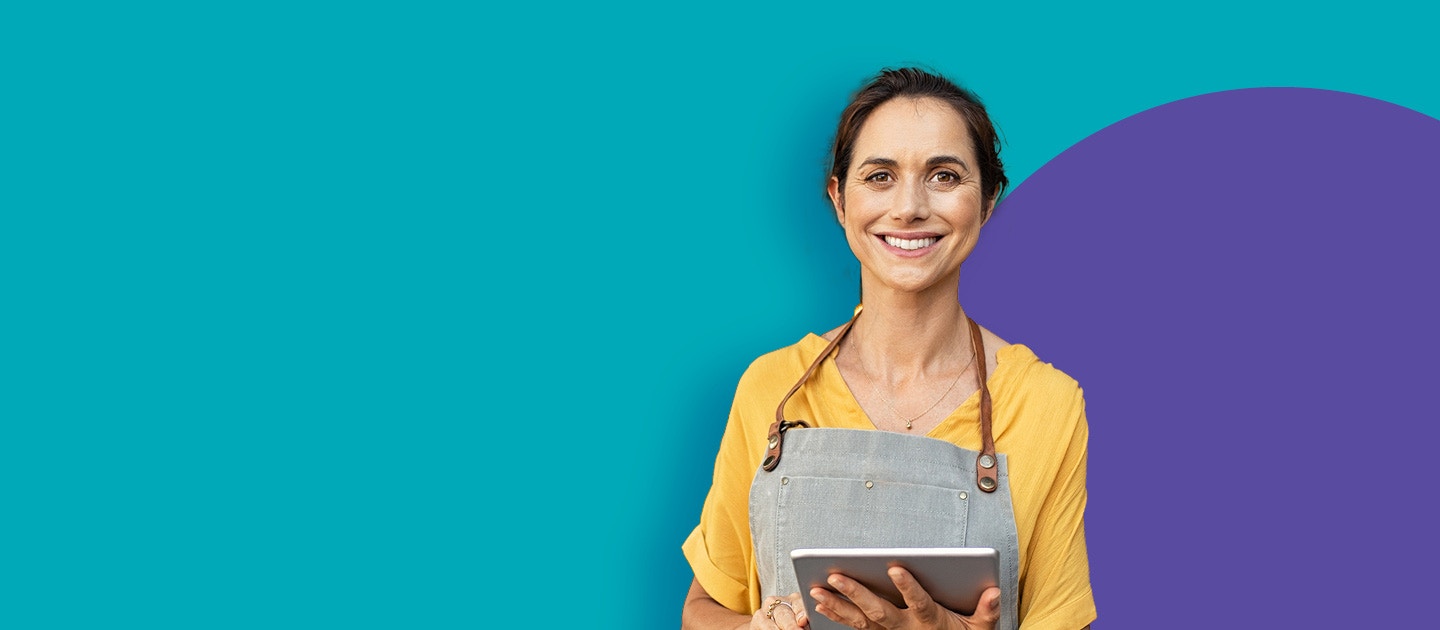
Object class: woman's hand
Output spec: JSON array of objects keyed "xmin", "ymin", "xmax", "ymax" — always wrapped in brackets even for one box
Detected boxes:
[
  {"xmin": 747, "ymin": 593, "xmax": 809, "ymax": 630},
  {"xmin": 809, "ymin": 567, "xmax": 1001, "ymax": 630},
  {"xmin": 683, "ymin": 579, "xmax": 808, "ymax": 630}
]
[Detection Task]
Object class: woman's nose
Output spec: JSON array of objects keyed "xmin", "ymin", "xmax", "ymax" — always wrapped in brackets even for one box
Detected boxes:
[{"xmin": 891, "ymin": 178, "xmax": 930, "ymax": 221}]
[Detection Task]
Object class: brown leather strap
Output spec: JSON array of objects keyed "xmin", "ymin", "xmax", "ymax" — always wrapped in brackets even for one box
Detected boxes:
[
  {"xmin": 969, "ymin": 318, "xmax": 998, "ymax": 492},
  {"xmin": 762, "ymin": 307, "xmax": 862, "ymax": 472}
]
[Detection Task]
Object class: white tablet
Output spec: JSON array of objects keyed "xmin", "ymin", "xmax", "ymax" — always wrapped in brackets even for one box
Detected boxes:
[{"xmin": 790, "ymin": 547, "xmax": 998, "ymax": 629}]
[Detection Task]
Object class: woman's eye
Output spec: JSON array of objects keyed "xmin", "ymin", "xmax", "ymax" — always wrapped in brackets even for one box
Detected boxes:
[
  {"xmin": 865, "ymin": 172, "xmax": 892, "ymax": 183},
  {"xmin": 933, "ymin": 171, "xmax": 957, "ymax": 183}
]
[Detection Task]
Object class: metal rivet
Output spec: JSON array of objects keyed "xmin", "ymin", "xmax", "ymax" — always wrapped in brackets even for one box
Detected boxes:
[
  {"xmin": 865, "ymin": 480, "xmax": 874, "ymax": 489},
  {"xmin": 781, "ymin": 477, "xmax": 789, "ymax": 485},
  {"xmin": 768, "ymin": 435, "xmax": 779, "ymax": 449},
  {"xmin": 979, "ymin": 476, "xmax": 996, "ymax": 491},
  {"xmin": 959, "ymin": 491, "xmax": 968, "ymax": 500},
  {"xmin": 979, "ymin": 454, "xmax": 996, "ymax": 469},
  {"xmin": 763, "ymin": 455, "xmax": 776, "ymax": 468}
]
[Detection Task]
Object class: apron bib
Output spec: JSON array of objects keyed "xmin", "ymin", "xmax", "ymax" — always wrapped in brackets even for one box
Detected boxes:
[{"xmin": 748, "ymin": 309, "xmax": 1021, "ymax": 630}]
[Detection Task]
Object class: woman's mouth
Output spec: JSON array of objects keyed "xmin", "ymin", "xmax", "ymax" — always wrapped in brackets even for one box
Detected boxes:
[{"xmin": 882, "ymin": 235, "xmax": 939, "ymax": 251}]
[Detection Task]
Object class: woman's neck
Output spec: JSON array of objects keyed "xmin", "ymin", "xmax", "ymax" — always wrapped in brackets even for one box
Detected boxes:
[{"xmin": 848, "ymin": 277, "xmax": 970, "ymax": 382}]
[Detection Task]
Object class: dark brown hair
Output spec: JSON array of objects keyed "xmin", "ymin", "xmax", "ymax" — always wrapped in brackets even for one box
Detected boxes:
[{"xmin": 827, "ymin": 67, "xmax": 1008, "ymax": 218}]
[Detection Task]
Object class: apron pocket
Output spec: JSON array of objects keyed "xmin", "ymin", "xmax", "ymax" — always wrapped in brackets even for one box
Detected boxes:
[{"xmin": 775, "ymin": 475, "xmax": 972, "ymax": 551}]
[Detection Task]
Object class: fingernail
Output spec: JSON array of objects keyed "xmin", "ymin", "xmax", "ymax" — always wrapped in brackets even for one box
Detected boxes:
[
  {"xmin": 811, "ymin": 588, "xmax": 826, "ymax": 602},
  {"xmin": 990, "ymin": 596, "xmax": 1000, "ymax": 610},
  {"xmin": 827, "ymin": 575, "xmax": 843, "ymax": 588}
]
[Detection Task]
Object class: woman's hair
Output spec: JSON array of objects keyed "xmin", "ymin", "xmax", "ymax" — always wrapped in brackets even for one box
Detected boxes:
[{"xmin": 827, "ymin": 67, "xmax": 1008, "ymax": 218}]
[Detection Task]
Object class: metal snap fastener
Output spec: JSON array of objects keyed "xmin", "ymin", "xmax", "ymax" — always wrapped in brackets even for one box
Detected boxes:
[
  {"xmin": 781, "ymin": 477, "xmax": 789, "ymax": 485},
  {"xmin": 763, "ymin": 455, "xmax": 776, "ymax": 469},
  {"xmin": 979, "ymin": 476, "xmax": 996, "ymax": 491},
  {"xmin": 959, "ymin": 491, "xmax": 968, "ymax": 500},
  {"xmin": 979, "ymin": 454, "xmax": 996, "ymax": 469},
  {"xmin": 864, "ymin": 480, "xmax": 874, "ymax": 489},
  {"xmin": 768, "ymin": 435, "xmax": 779, "ymax": 449}
]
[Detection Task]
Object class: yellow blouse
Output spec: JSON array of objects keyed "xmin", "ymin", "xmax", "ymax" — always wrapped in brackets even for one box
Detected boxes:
[{"xmin": 683, "ymin": 333, "xmax": 1096, "ymax": 630}]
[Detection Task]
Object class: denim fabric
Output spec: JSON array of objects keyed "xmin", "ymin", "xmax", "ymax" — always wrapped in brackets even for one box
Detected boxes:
[{"xmin": 750, "ymin": 428, "xmax": 1020, "ymax": 630}]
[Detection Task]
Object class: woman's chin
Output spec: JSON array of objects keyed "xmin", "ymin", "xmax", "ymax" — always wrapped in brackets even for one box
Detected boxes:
[{"xmin": 871, "ymin": 274, "xmax": 954, "ymax": 297}]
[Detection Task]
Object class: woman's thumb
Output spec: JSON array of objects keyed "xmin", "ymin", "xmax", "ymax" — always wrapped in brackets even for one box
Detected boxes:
[{"xmin": 972, "ymin": 587, "xmax": 1002, "ymax": 624}]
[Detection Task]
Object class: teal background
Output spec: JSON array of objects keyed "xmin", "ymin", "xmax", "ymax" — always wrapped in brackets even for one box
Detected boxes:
[{"xmin": 2, "ymin": 1, "xmax": 1435, "ymax": 627}]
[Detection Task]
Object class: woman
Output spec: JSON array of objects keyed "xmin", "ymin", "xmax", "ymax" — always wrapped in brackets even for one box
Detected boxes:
[{"xmin": 681, "ymin": 68, "xmax": 1095, "ymax": 630}]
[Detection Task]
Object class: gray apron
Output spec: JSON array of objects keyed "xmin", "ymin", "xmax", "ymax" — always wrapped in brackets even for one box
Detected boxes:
[{"xmin": 749, "ymin": 311, "xmax": 1021, "ymax": 630}]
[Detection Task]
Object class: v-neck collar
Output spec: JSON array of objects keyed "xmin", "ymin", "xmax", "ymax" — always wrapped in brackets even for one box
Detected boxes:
[{"xmin": 795, "ymin": 333, "xmax": 1035, "ymax": 436}]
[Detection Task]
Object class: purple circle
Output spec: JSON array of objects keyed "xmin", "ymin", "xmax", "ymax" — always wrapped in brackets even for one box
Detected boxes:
[{"xmin": 962, "ymin": 88, "xmax": 1440, "ymax": 626}]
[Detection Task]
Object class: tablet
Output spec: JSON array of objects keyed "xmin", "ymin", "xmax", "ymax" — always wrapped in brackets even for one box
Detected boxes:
[{"xmin": 790, "ymin": 547, "xmax": 998, "ymax": 629}]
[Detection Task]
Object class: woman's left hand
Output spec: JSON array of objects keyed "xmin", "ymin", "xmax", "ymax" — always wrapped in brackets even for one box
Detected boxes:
[{"xmin": 809, "ymin": 567, "xmax": 1001, "ymax": 630}]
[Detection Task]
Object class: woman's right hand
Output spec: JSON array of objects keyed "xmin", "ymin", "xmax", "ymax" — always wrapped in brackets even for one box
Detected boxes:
[
  {"xmin": 810, "ymin": 568, "xmax": 1001, "ymax": 630},
  {"xmin": 747, "ymin": 593, "xmax": 809, "ymax": 630}
]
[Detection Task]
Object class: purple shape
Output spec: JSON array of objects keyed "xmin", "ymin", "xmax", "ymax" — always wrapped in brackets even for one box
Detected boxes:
[{"xmin": 962, "ymin": 88, "xmax": 1440, "ymax": 626}]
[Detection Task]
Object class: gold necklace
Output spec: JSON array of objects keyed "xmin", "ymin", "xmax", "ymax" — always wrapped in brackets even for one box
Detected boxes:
[{"xmin": 856, "ymin": 341, "xmax": 977, "ymax": 430}]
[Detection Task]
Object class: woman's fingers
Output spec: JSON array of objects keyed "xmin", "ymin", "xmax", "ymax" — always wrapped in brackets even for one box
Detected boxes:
[
  {"xmin": 887, "ymin": 566, "xmax": 941, "ymax": 624},
  {"xmin": 808, "ymin": 571, "xmax": 1002, "ymax": 630},
  {"xmin": 820, "ymin": 572, "xmax": 898, "ymax": 628},
  {"xmin": 809, "ymin": 585, "xmax": 866, "ymax": 629},
  {"xmin": 968, "ymin": 587, "xmax": 1002, "ymax": 627},
  {"xmin": 890, "ymin": 568, "xmax": 1002, "ymax": 630},
  {"xmin": 755, "ymin": 594, "xmax": 808, "ymax": 630},
  {"xmin": 785, "ymin": 592, "xmax": 810, "ymax": 628}
]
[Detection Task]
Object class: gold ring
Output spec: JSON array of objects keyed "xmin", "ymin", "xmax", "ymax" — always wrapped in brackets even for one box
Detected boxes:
[{"xmin": 766, "ymin": 599, "xmax": 795, "ymax": 620}]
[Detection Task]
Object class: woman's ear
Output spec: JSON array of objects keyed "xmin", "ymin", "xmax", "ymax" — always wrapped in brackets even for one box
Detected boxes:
[
  {"xmin": 981, "ymin": 191, "xmax": 999, "ymax": 225},
  {"xmin": 827, "ymin": 176, "xmax": 844, "ymax": 224}
]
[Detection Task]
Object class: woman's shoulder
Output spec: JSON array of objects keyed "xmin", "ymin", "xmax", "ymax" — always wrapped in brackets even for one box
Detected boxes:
[
  {"xmin": 724, "ymin": 335, "xmax": 831, "ymax": 443},
  {"xmin": 735, "ymin": 334, "xmax": 829, "ymax": 395},
  {"xmin": 993, "ymin": 343, "xmax": 1086, "ymax": 428},
  {"xmin": 996, "ymin": 343, "xmax": 1081, "ymax": 393}
]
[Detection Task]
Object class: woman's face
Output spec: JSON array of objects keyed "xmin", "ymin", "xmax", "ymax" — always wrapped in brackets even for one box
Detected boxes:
[{"xmin": 828, "ymin": 97, "xmax": 989, "ymax": 296}]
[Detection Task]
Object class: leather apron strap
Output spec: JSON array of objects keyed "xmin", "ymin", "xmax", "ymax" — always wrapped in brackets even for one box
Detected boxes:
[
  {"xmin": 760, "ymin": 307, "xmax": 859, "ymax": 472},
  {"xmin": 764, "ymin": 307, "xmax": 999, "ymax": 493},
  {"xmin": 969, "ymin": 317, "xmax": 999, "ymax": 492}
]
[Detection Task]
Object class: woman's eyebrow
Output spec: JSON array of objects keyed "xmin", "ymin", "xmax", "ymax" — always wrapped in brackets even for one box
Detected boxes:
[
  {"xmin": 927, "ymin": 155, "xmax": 971, "ymax": 171},
  {"xmin": 858, "ymin": 157, "xmax": 899, "ymax": 169},
  {"xmin": 857, "ymin": 156, "xmax": 971, "ymax": 171}
]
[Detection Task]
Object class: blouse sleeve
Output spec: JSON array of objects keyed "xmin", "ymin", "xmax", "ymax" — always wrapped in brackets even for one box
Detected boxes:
[
  {"xmin": 1017, "ymin": 386, "xmax": 1096, "ymax": 630},
  {"xmin": 681, "ymin": 381, "xmax": 762, "ymax": 614}
]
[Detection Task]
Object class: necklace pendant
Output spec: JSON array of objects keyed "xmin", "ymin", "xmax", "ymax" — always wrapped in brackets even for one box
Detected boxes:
[{"xmin": 905, "ymin": 420, "xmax": 912, "ymax": 430}]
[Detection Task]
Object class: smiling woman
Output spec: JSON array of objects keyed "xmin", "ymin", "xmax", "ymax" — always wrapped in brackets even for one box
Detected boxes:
[
  {"xmin": 681, "ymin": 68, "xmax": 1095, "ymax": 630},
  {"xmin": 829, "ymin": 96, "xmax": 988, "ymax": 297}
]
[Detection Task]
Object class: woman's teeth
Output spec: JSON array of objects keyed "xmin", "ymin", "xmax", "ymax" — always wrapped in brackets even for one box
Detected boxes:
[{"xmin": 884, "ymin": 236, "xmax": 938, "ymax": 251}]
